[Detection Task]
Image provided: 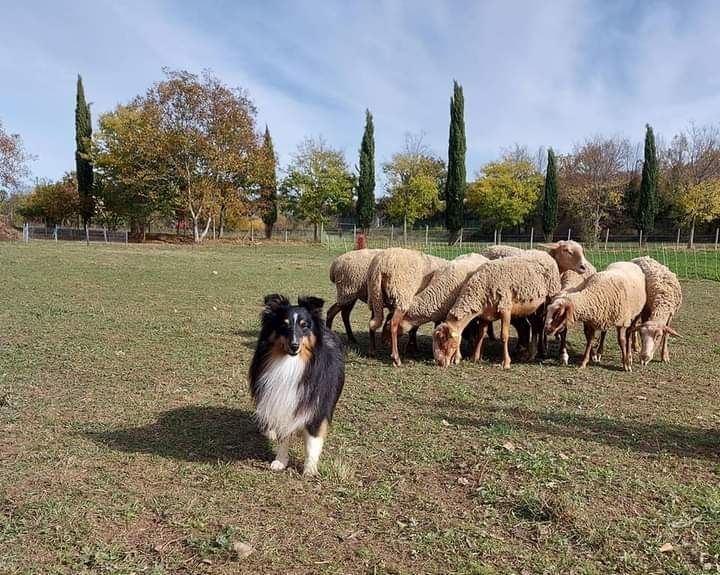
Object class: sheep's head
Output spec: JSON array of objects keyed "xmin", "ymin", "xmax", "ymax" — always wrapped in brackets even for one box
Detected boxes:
[
  {"xmin": 432, "ymin": 323, "xmax": 461, "ymax": 367},
  {"xmin": 544, "ymin": 298, "xmax": 574, "ymax": 336},
  {"xmin": 542, "ymin": 240, "xmax": 589, "ymax": 275},
  {"xmin": 635, "ymin": 321, "xmax": 680, "ymax": 365}
]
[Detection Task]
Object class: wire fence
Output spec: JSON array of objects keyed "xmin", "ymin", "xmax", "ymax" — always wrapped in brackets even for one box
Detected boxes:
[{"xmin": 22, "ymin": 224, "xmax": 128, "ymax": 244}]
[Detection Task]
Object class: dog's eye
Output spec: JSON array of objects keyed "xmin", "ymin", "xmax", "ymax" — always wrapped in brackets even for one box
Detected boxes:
[
  {"xmin": 299, "ymin": 320, "xmax": 308, "ymax": 329},
  {"xmin": 283, "ymin": 319, "xmax": 290, "ymax": 325}
]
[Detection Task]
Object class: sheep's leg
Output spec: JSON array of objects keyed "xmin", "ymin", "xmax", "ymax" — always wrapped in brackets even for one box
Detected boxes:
[
  {"xmin": 579, "ymin": 324, "xmax": 595, "ymax": 368},
  {"xmin": 389, "ymin": 309, "xmax": 406, "ymax": 367},
  {"xmin": 631, "ymin": 328, "xmax": 640, "ymax": 353},
  {"xmin": 487, "ymin": 321, "xmax": 496, "ymax": 341},
  {"xmin": 662, "ymin": 315, "xmax": 673, "ymax": 362},
  {"xmin": 326, "ymin": 302, "xmax": 342, "ymax": 330},
  {"xmin": 625, "ymin": 318, "xmax": 640, "ymax": 369},
  {"xmin": 406, "ymin": 327, "xmax": 419, "ymax": 354},
  {"xmin": 592, "ymin": 331, "xmax": 606, "ymax": 362},
  {"xmin": 340, "ymin": 301, "xmax": 357, "ymax": 344},
  {"xmin": 559, "ymin": 328, "xmax": 569, "ymax": 366},
  {"xmin": 617, "ymin": 326, "xmax": 631, "ymax": 372},
  {"xmin": 472, "ymin": 321, "xmax": 488, "ymax": 362},
  {"xmin": 367, "ymin": 324, "xmax": 377, "ymax": 358},
  {"xmin": 500, "ymin": 310, "xmax": 512, "ymax": 369}
]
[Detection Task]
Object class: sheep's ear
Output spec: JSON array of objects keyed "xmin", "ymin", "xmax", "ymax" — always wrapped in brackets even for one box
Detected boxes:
[
  {"xmin": 263, "ymin": 294, "xmax": 289, "ymax": 316},
  {"xmin": 664, "ymin": 325, "xmax": 681, "ymax": 337},
  {"xmin": 539, "ymin": 242, "xmax": 559, "ymax": 251},
  {"xmin": 298, "ymin": 296, "xmax": 324, "ymax": 314}
]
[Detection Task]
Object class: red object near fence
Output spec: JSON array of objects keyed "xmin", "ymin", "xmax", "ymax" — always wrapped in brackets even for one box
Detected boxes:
[{"xmin": 355, "ymin": 233, "xmax": 367, "ymax": 249}]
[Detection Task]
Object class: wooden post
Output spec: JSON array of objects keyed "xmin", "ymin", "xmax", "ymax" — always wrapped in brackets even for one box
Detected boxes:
[
  {"xmin": 604, "ymin": 228, "xmax": 609, "ymax": 250},
  {"xmin": 353, "ymin": 224, "xmax": 357, "ymax": 242},
  {"xmin": 459, "ymin": 228, "xmax": 463, "ymax": 248},
  {"xmin": 715, "ymin": 227, "xmax": 719, "ymax": 250},
  {"xmin": 529, "ymin": 227, "xmax": 534, "ymax": 249},
  {"xmin": 676, "ymin": 228, "xmax": 681, "ymax": 250},
  {"xmin": 320, "ymin": 221, "xmax": 324, "ymax": 243},
  {"xmin": 425, "ymin": 225, "xmax": 429, "ymax": 248},
  {"xmin": 125, "ymin": 230, "xmax": 128, "ymax": 245},
  {"xmin": 54, "ymin": 225, "xmax": 59, "ymax": 243},
  {"xmin": 103, "ymin": 227, "xmax": 108, "ymax": 243},
  {"xmin": 284, "ymin": 229, "xmax": 288, "ymax": 242},
  {"xmin": 85, "ymin": 225, "xmax": 90, "ymax": 246}
]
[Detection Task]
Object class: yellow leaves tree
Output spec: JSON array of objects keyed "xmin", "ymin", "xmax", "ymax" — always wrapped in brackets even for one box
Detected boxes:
[{"xmin": 676, "ymin": 179, "xmax": 720, "ymax": 247}]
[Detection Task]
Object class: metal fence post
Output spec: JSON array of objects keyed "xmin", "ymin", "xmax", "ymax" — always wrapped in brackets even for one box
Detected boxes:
[
  {"xmin": 715, "ymin": 227, "xmax": 719, "ymax": 250},
  {"xmin": 54, "ymin": 225, "xmax": 58, "ymax": 243},
  {"xmin": 353, "ymin": 224, "xmax": 356, "ymax": 242},
  {"xmin": 493, "ymin": 229, "xmax": 497, "ymax": 245},
  {"xmin": 639, "ymin": 229, "xmax": 643, "ymax": 247},
  {"xmin": 567, "ymin": 228, "xmax": 571, "ymax": 241},
  {"xmin": 529, "ymin": 227, "xmax": 534, "ymax": 249},
  {"xmin": 391, "ymin": 224, "xmax": 394, "ymax": 243},
  {"xmin": 604, "ymin": 228, "xmax": 609, "ymax": 250},
  {"xmin": 425, "ymin": 225, "xmax": 429, "ymax": 248},
  {"xmin": 676, "ymin": 228, "xmax": 681, "ymax": 250},
  {"xmin": 103, "ymin": 227, "xmax": 108, "ymax": 243}
]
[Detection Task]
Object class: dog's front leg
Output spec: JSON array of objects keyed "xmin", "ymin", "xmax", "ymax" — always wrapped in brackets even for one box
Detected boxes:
[
  {"xmin": 270, "ymin": 435, "xmax": 290, "ymax": 471},
  {"xmin": 303, "ymin": 420, "xmax": 329, "ymax": 476}
]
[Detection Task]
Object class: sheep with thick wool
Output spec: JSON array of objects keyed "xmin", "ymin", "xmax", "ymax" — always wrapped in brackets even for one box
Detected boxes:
[
  {"xmin": 327, "ymin": 248, "xmax": 383, "ymax": 343},
  {"xmin": 366, "ymin": 248, "xmax": 447, "ymax": 365},
  {"xmin": 544, "ymin": 261, "xmax": 646, "ymax": 371},
  {"xmin": 556, "ymin": 262, "xmax": 599, "ymax": 365},
  {"xmin": 433, "ymin": 242, "xmax": 589, "ymax": 369},
  {"xmin": 378, "ymin": 253, "xmax": 489, "ymax": 362},
  {"xmin": 481, "ymin": 244, "xmax": 526, "ymax": 260},
  {"xmin": 630, "ymin": 256, "xmax": 682, "ymax": 364}
]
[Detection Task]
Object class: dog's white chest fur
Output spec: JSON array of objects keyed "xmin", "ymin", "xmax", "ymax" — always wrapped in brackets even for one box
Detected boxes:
[{"xmin": 254, "ymin": 354, "xmax": 307, "ymax": 440}]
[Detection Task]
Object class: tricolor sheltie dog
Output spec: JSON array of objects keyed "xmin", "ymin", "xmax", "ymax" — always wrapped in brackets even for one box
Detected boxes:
[{"xmin": 249, "ymin": 294, "xmax": 345, "ymax": 476}]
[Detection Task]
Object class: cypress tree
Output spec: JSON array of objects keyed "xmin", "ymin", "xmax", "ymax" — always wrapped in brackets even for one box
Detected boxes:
[
  {"xmin": 542, "ymin": 148, "xmax": 559, "ymax": 241},
  {"xmin": 260, "ymin": 126, "xmax": 278, "ymax": 239},
  {"xmin": 637, "ymin": 124, "xmax": 658, "ymax": 242},
  {"xmin": 75, "ymin": 75, "xmax": 94, "ymax": 227},
  {"xmin": 356, "ymin": 109, "xmax": 375, "ymax": 234},
  {"xmin": 445, "ymin": 80, "xmax": 466, "ymax": 244}
]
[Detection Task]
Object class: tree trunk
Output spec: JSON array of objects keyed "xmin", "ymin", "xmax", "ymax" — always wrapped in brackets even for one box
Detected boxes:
[
  {"xmin": 688, "ymin": 218, "xmax": 696, "ymax": 249},
  {"xmin": 265, "ymin": 222, "xmax": 273, "ymax": 239},
  {"xmin": 219, "ymin": 205, "xmax": 226, "ymax": 239},
  {"xmin": 447, "ymin": 229, "xmax": 460, "ymax": 245},
  {"xmin": 403, "ymin": 216, "xmax": 407, "ymax": 245},
  {"xmin": 313, "ymin": 223, "xmax": 319, "ymax": 242},
  {"xmin": 192, "ymin": 215, "xmax": 200, "ymax": 243}
]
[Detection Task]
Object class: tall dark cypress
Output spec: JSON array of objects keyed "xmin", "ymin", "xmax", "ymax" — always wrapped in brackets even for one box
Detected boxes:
[
  {"xmin": 542, "ymin": 148, "xmax": 559, "ymax": 241},
  {"xmin": 260, "ymin": 126, "xmax": 278, "ymax": 239},
  {"xmin": 637, "ymin": 124, "xmax": 658, "ymax": 241},
  {"xmin": 75, "ymin": 75, "xmax": 94, "ymax": 226},
  {"xmin": 356, "ymin": 109, "xmax": 375, "ymax": 234},
  {"xmin": 445, "ymin": 80, "xmax": 466, "ymax": 244}
]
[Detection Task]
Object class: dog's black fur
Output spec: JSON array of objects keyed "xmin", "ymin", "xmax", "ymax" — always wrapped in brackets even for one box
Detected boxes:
[{"xmin": 249, "ymin": 294, "xmax": 345, "ymax": 439}]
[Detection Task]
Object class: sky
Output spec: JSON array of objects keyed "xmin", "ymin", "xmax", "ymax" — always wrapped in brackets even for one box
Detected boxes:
[{"xmin": 2, "ymin": 0, "xmax": 720, "ymax": 186}]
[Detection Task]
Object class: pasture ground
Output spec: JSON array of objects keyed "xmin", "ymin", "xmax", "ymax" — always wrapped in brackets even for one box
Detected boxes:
[{"xmin": 0, "ymin": 242, "xmax": 719, "ymax": 574}]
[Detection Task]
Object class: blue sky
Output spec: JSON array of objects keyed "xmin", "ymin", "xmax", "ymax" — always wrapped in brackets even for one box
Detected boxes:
[{"xmin": 2, "ymin": 0, "xmax": 720, "ymax": 186}]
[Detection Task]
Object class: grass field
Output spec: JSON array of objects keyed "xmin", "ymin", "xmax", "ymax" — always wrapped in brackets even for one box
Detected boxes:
[{"xmin": 1, "ymin": 242, "xmax": 719, "ymax": 574}]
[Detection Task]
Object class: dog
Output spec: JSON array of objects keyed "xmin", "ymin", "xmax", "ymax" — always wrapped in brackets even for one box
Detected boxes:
[{"xmin": 249, "ymin": 294, "xmax": 345, "ymax": 476}]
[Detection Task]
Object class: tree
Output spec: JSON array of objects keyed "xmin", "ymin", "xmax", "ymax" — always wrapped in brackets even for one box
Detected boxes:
[
  {"xmin": 0, "ymin": 119, "xmax": 31, "ymax": 192},
  {"xmin": 281, "ymin": 137, "xmax": 355, "ymax": 241},
  {"xmin": 676, "ymin": 180, "xmax": 720, "ymax": 248},
  {"xmin": 542, "ymin": 148, "xmax": 559, "ymax": 241},
  {"xmin": 75, "ymin": 75, "xmax": 95, "ymax": 227},
  {"xmin": 383, "ymin": 135, "xmax": 446, "ymax": 241},
  {"xmin": 17, "ymin": 173, "xmax": 80, "ymax": 227},
  {"xmin": 467, "ymin": 158, "xmax": 542, "ymax": 236},
  {"xmin": 445, "ymin": 80, "xmax": 466, "ymax": 244},
  {"xmin": 636, "ymin": 124, "xmax": 658, "ymax": 242},
  {"xmin": 356, "ymin": 109, "xmax": 375, "ymax": 234},
  {"xmin": 560, "ymin": 136, "xmax": 631, "ymax": 242},
  {"xmin": 259, "ymin": 126, "xmax": 278, "ymax": 239}
]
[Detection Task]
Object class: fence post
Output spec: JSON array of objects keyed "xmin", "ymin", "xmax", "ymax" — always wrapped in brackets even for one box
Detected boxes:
[
  {"xmin": 676, "ymin": 228, "xmax": 681, "ymax": 250},
  {"xmin": 459, "ymin": 228, "xmax": 463, "ymax": 248},
  {"xmin": 353, "ymin": 224, "xmax": 356, "ymax": 243},
  {"xmin": 715, "ymin": 227, "xmax": 719, "ymax": 250},
  {"xmin": 103, "ymin": 227, "xmax": 108, "ymax": 243},
  {"xmin": 85, "ymin": 225, "xmax": 90, "ymax": 246},
  {"xmin": 320, "ymin": 221, "xmax": 324, "ymax": 243},
  {"xmin": 391, "ymin": 224, "xmax": 394, "ymax": 243},
  {"xmin": 529, "ymin": 227, "xmax": 534, "ymax": 249},
  {"xmin": 54, "ymin": 225, "xmax": 59, "ymax": 243},
  {"xmin": 250, "ymin": 220, "xmax": 254, "ymax": 242},
  {"xmin": 567, "ymin": 228, "xmax": 571, "ymax": 241},
  {"xmin": 285, "ymin": 229, "xmax": 288, "ymax": 242},
  {"xmin": 604, "ymin": 228, "xmax": 609, "ymax": 250},
  {"xmin": 425, "ymin": 225, "xmax": 429, "ymax": 248},
  {"xmin": 125, "ymin": 230, "xmax": 128, "ymax": 245},
  {"xmin": 639, "ymin": 229, "xmax": 643, "ymax": 247},
  {"xmin": 493, "ymin": 229, "xmax": 497, "ymax": 245}
]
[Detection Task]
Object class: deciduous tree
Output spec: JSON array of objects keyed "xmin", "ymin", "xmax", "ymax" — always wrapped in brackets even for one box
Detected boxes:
[
  {"xmin": 0, "ymin": 120, "xmax": 31, "ymax": 192},
  {"xmin": 676, "ymin": 180, "xmax": 720, "ymax": 248}
]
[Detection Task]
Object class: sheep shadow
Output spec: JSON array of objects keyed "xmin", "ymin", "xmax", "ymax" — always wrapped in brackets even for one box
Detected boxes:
[
  {"xmin": 439, "ymin": 405, "xmax": 720, "ymax": 461},
  {"xmin": 87, "ymin": 406, "xmax": 271, "ymax": 463}
]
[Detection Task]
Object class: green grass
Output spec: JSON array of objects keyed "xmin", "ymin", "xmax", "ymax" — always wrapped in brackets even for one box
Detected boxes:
[{"xmin": 1, "ymin": 241, "xmax": 720, "ymax": 574}]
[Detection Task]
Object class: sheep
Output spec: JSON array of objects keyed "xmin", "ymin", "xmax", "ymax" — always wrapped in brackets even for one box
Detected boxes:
[
  {"xmin": 378, "ymin": 253, "xmax": 489, "ymax": 361},
  {"xmin": 432, "ymin": 243, "xmax": 589, "ymax": 369},
  {"xmin": 481, "ymin": 244, "xmax": 526, "ymax": 260},
  {"xmin": 544, "ymin": 261, "xmax": 646, "ymax": 371},
  {"xmin": 366, "ymin": 248, "xmax": 447, "ymax": 365},
  {"xmin": 327, "ymin": 248, "xmax": 383, "ymax": 344},
  {"xmin": 556, "ymin": 262, "xmax": 599, "ymax": 365},
  {"xmin": 630, "ymin": 256, "xmax": 683, "ymax": 365}
]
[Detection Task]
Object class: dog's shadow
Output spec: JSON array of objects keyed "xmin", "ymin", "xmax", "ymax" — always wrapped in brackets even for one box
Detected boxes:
[{"xmin": 86, "ymin": 406, "xmax": 271, "ymax": 463}]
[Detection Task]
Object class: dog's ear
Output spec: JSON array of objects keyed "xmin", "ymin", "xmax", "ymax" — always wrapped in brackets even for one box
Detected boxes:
[
  {"xmin": 263, "ymin": 294, "xmax": 289, "ymax": 316},
  {"xmin": 298, "ymin": 296, "xmax": 324, "ymax": 314}
]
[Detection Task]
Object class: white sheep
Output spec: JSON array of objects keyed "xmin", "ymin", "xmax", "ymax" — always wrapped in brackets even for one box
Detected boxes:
[
  {"xmin": 556, "ymin": 262, "xmax": 599, "ymax": 365},
  {"xmin": 366, "ymin": 248, "xmax": 447, "ymax": 365},
  {"xmin": 327, "ymin": 248, "xmax": 383, "ymax": 343},
  {"xmin": 630, "ymin": 256, "xmax": 682, "ymax": 364},
  {"xmin": 433, "ymin": 243, "xmax": 589, "ymax": 369},
  {"xmin": 544, "ymin": 261, "xmax": 646, "ymax": 371},
  {"xmin": 481, "ymin": 244, "xmax": 526, "ymax": 259}
]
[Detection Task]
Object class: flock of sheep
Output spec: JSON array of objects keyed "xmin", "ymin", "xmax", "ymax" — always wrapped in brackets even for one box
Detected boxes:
[{"xmin": 327, "ymin": 242, "xmax": 682, "ymax": 371}]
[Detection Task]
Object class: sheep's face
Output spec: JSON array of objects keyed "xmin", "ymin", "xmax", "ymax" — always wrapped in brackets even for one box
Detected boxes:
[
  {"xmin": 545, "ymin": 299, "xmax": 572, "ymax": 336},
  {"xmin": 637, "ymin": 321, "xmax": 680, "ymax": 365},
  {"xmin": 432, "ymin": 323, "xmax": 461, "ymax": 367},
  {"xmin": 544, "ymin": 240, "xmax": 589, "ymax": 275}
]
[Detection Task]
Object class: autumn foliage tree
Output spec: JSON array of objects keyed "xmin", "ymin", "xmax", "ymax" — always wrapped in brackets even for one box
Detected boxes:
[
  {"xmin": 17, "ymin": 173, "xmax": 79, "ymax": 227},
  {"xmin": 281, "ymin": 137, "xmax": 354, "ymax": 241},
  {"xmin": 0, "ymin": 119, "xmax": 31, "ymax": 192}
]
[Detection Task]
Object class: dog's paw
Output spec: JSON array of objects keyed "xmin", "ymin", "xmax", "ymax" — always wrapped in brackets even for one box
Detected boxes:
[{"xmin": 270, "ymin": 460, "xmax": 287, "ymax": 471}]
